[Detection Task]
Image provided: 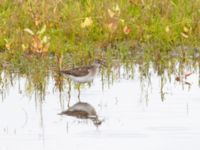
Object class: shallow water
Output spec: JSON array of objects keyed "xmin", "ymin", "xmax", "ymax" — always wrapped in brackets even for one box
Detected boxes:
[{"xmin": 0, "ymin": 65, "xmax": 200, "ymax": 150}]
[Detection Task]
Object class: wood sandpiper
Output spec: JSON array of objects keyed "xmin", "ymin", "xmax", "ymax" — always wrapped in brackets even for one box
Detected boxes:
[{"xmin": 60, "ymin": 60, "xmax": 103, "ymax": 100}]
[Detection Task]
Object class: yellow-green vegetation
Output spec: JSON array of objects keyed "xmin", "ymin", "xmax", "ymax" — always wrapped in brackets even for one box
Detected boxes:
[{"xmin": 0, "ymin": 0, "xmax": 200, "ymax": 58}]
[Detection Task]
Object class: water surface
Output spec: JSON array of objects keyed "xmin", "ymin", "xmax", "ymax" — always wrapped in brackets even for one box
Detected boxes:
[{"xmin": 0, "ymin": 64, "xmax": 200, "ymax": 150}]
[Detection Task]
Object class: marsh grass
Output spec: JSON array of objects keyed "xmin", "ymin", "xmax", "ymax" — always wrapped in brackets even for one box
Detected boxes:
[{"xmin": 0, "ymin": 0, "xmax": 200, "ymax": 57}]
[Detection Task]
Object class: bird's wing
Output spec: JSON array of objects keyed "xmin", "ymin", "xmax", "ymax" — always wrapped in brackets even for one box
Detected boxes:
[{"xmin": 60, "ymin": 66, "xmax": 91, "ymax": 77}]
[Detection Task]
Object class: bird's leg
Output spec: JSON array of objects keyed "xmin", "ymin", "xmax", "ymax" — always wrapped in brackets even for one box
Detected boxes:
[
  {"xmin": 67, "ymin": 79, "xmax": 71, "ymax": 108},
  {"xmin": 78, "ymin": 83, "xmax": 81, "ymax": 101},
  {"xmin": 87, "ymin": 82, "xmax": 91, "ymax": 88}
]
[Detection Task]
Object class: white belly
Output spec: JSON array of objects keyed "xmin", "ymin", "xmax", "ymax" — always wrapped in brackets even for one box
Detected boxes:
[{"xmin": 68, "ymin": 73, "xmax": 95, "ymax": 83}]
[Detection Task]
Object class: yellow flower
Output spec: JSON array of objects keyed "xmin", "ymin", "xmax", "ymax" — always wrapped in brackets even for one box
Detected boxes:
[{"xmin": 81, "ymin": 17, "xmax": 93, "ymax": 28}]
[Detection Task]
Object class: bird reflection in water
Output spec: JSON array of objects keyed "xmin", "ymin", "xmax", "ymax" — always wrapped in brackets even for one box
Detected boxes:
[{"xmin": 58, "ymin": 102, "xmax": 103, "ymax": 127}]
